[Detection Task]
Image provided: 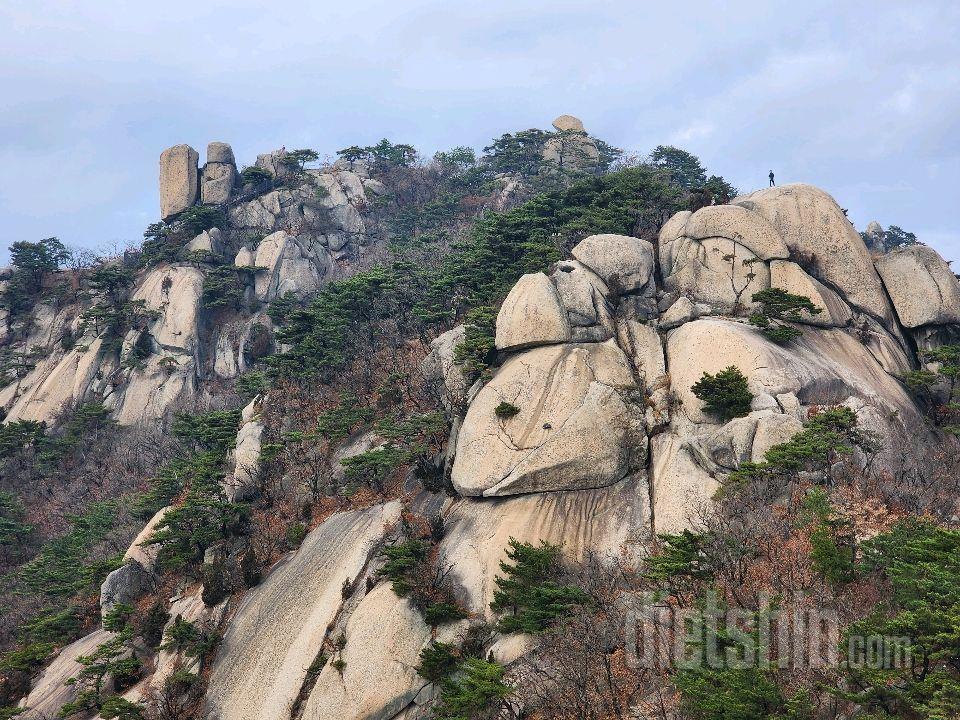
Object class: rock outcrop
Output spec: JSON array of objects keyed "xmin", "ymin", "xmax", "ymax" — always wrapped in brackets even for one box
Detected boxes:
[
  {"xmin": 875, "ymin": 244, "xmax": 960, "ymax": 328},
  {"xmin": 159, "ymin": 144, "xmax": 199, "ymax": 220},
  {"xmin": 201, "ymin": 141, "xmax": 237, "ymax": 205},
  {"xmin": 205, "ymin": 502, "xmax": 401, "ymax": 720}
]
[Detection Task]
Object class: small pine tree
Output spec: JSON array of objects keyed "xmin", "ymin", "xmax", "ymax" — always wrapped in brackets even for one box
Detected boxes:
[
  {"xmin": 749, "ymin": 288, "xmax": 821, "ymax": 344},
  {"xmin": 490, "ymin": 538, "xmax": 587, "ymax": 633},
  {"xmin": 691, "ymin": 366, "xmax": 753, "ymax": 422}
]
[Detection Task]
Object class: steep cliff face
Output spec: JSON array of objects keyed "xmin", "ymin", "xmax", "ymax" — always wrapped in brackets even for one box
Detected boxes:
[{"xmin": 6, "ymin": 129, "xmax": 960, "ymax": 720}]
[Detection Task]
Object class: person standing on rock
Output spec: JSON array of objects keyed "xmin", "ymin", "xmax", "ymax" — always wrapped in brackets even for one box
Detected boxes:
[{"xmin": 769, "ymin": 170, "xmax": 775, "ymax": 187}]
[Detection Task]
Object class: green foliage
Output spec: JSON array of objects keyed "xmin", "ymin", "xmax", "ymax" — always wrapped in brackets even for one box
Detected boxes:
[
  {"xmin": 729, "ymin": 407, "xmax": 868, "ymax": 485},
  {"xmin": 482, "ymin": 129, "xmax": 551, "ymax": 176},
  {"xmin": 380, "ymin": 524, "xmax": 466, "ymax": 626},
  {"xmin": 17, "ymin": 502, "xmax": 120, "ymax": 598},
  {"xmin": 315, "ymin": 393, "xmax": 374, "ymax": 441},
  {"xmin": 490, "ymin": 538, "xmax": 587, "ymax": 633},
  {"xmin": 144, "ymin": 410, "xmax": 244, "ymax": 570},
  {"xmin": 136, "ymin": 600, "xmax": 170, "ymax": 649},
  {"xmin": 2, "ymin": 237, "xmax": 70, "ymax": 316},
  {"xmin": 269, "ymin": 168, "xmax": 681, "ymax": 382},
  {"xmin": 0, "ymin": 491, "xmax": 31, "ymax": 548},
  {"xmin": 240, "ymin": 165, "xmax": 273, "ymax": 185},
  {"xmin": 703, "ymin": 175, "xmax": 738, "ymax": 204},
  {"xmin": 236, "ymin": 370, "xmax": 268, "ymax": 401},
  {"xmin": 176, "ymin": 204, "xmax": 226, "ymax": 237},
  {"xmin": 285, "ymin": 521, "xmax": 307, "ymax": 549},
  {"xmin": 98, "ymin": 696, "xmax": 144, "ymax": 720},
  {"xmin": 452, "ymin": 307, "xmax": 497, "ymax": 384},
  {"xmin": 675, "ymin": 668, "xmax": 812, "ymax": 720},
  {"xmin": 800, "ymin": 490, "xmax": 855, "ymax": 585},
  {"xmin": 60, "ymin": 627, "xmax": 142, "ymax": 717},
  {"xmin": 201, "ymin": 265, "xmax": 246, "ymax": 310},
  {"xmin": 0, "ymin": 642, "xmax": 55, "ymax": 673},
  {"xmin": 432, "ymin": 657, "xmax": 512, "ymax": 720},
  {"xmin": 649, "ymin": 145, "xmax": 707, "ymax": 189},
  {"xmin": 749, "ymin": 288, "xmax": 821, "ymax": 344},
  {"xmin": 380, "ymin": 539, "xmax": 430, "ymax": 597},
  {"xmin": 835, "ymin": 519, "xmax": 960, "ymax": 718},
  {"xmin": 904, "ymin": 344, "xmax": 960, "ymax": 433},
  {"xmin": 0, "ymin": 420, "xmax": 45, "ymax": 459},
  {"xmin": 862, "ymin": 224, "xmax": 917, "ymax": 250},
  {"xmin": 280, "ymin": 148, "xmax": 320, "ymax": 173},
  {"xmin": 337, "ymin": 139, "xmax": 417, "ymax": 170},
  {"xmin": 493, "ymin": 401, "xmax": 519, "ymax": 419},
  {"xmin": 691, "ymin": 366, "xmax": 753, "ymax": 423},
  {"xmin": 645, "ymin": 530, "xmax": 711, "ymax": 600},
  {"xmin": 416, "ymin": 641, "xmax": 460, "ymax": 682}
]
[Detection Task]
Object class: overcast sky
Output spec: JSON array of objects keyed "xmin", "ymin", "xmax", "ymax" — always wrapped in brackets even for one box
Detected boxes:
[{"xmin": 1, "ymin": 1, "xmax": 958, "ymax": 263}]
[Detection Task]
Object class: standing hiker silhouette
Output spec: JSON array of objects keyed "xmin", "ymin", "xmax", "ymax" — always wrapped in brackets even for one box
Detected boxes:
[{"xmin": 769, "ymin": 170, "xmax": 775, "ymax": 187}]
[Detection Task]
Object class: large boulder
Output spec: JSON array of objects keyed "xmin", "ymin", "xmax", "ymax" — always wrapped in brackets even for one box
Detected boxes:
[
  {"xmin": 421, "ymin": 325, "xmax": 469, "ymax": 410},
  {"xmin": 667, "ymin": 318, "xmax": 919, "ymax": 427},
  {"xmin": 551, "ymin": 260, "xmax": 615, "ymax": 340},
  {"xmin": 300, "ymin": 584, "xmax": 458, "ymax": 720},
  {"xmin": 875, "ymin": 245, "xmax": 960, "ymax": 328},
  {"xmin": 100, "ymin": 560, "xmax": 154, "ymax": 618},
  {"xmin": 17, "ymin": 629, "xmax": 115, "ymax": 718},
  {"xmin": 206, "ymin": 502, "xmax": 401, "ymax": 720},
  {"xmin": 451, "ymin": 340, "xmax": 644, "ymax": 497},
  {"xmin": 224, "ymin": 406, "xmax": 264, "ymax": 502},
  {"xmin": 159, "ymin": 144, "xmax": 199, "ymax": 220},
  {"xmin": 551, "ymin": 114, "xmax": 585, "ymax": 132},
  {"xmin": 571, "ymin": 234, "xmax": 656, "ymax": 296},
  {"xmin": 769, "ymin": 260, "xmax": 853, "ymax": 327},
  {"xmin": 682, "ymin": 205, "xmax": 790, "ymax": 261},
  {"xmin": 131, "ymin": 265, "xmax": 205, "ymax": 356},
  {"xmin": 237, "ymin": 230, "xmax": 330, "ymax": 302},
  {"xmin": 440, "ymin": 476, "xmax": 650, "ymax": 615},
  {"xmin": 733, "ymin": 184, "xmax": 895, "ymax": 326},
  {"xmin": 660, "ymin": 234, "xmax": 769, "ymax": 312},
  {"xmin": 495, "ymin": 272, "xmax": 571, "ymax": 351}
]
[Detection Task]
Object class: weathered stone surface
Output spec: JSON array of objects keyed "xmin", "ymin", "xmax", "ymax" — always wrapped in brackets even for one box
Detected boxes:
[
  {"xmin": 751, "ymin": 413, "xmax": 804, "ymax": 462},
  {"xmin": 421, "ymin": 325, "xmax": 469, "ymax": 410},
  {"xmin": 661, "ymin": 235, "xmax": 769, "ymax": 312},
  {"xmin": 207, "ymin": 141, "xmax": 236, "ymax": 165},
  {"xmin": 875, "ymin": 245, "xmax": 960, "ymax": 328},
  {"xmin": 495, "ymin": 272, "xmax": 571, "ymax": 351},
  {"xmin": 440, "ymin": 476, "xmax": 650, "ymax": 615},
  {"xmin": 552, "ymin": 114, "xmax": 585, "ymax": 132},
  {"xmin": 225, "ymin": 408, "xmax": 263, "ymax": 502},
  {"xmin": 617, "ymin": 319, "xmax": 669, "ymax": 429},
  {"xmin": 201, "ymin": 161, "xmax": 237, "ymax": 205},
  {"xmin": 206, "ymin": 502, "xmax": 401, "ymax": 720},
  {"xmin": 159, "ymin": 144, "xmax": 199, "ymax": 219},
  {"xmin": 187, "ymin": 227, "xmax": 226, "ymax": 256},
  {"xmin": 551, "ymin": 260, "xmax": 614, "ymax": 334},
  {"xmin": 651, "ymin": 430, "xmax": 720, "ymax": 534},
  {"xmin": 667, "ymin": 318, "xmax": 921, "ymax": 429},
  {"xmin": 123, "ymin": 506, "xmax": 170, "ymax": 572},
  {"xmin": 4, "ymin": 338, "xmax": 105, "ymax": 424},
  {"xmin": 770, "ymin": 260, "xmax": 853, "ymax": 327},
  {"xmin": 571, "ymin": 234, "xmax": 656, "ymax": 296},
  {"xmin": 683, "ymin": 205, "xmax": 790, "ymax": 260},
  {"xmin": 100, "ymin": 560, "xmax": 154, "ymax": 618},
  {"xmin": 734, "ymin": 184, "xmax": 895, "ymax": 325},
  {"xmin": 19, "ymin": 629, "xmax": 115, "ymax": 718},
  {"xmin": 132, "ymin": 265, "xmax": 205, "ymax": 355},
  {"xmin": 112, "ymin": 354, "xmax": 197, "ymax": 425},
  {"xmin": 300, "ymin": 584, "xmax": 460, "ymax": 720},
  {"xmin": 240, "ymin": 230, "xmax": 329, "ymax": 302},
  {"xmin": 452, "ymin": 341, "xmax": 643, "ymax": 497},
  {"xmin": 659, "ymin": 296, "xmax": 699, "ymax": 330},
  {"xmin": 542, "ymin": 133, "xmax": 600, "ymax": 172}
]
